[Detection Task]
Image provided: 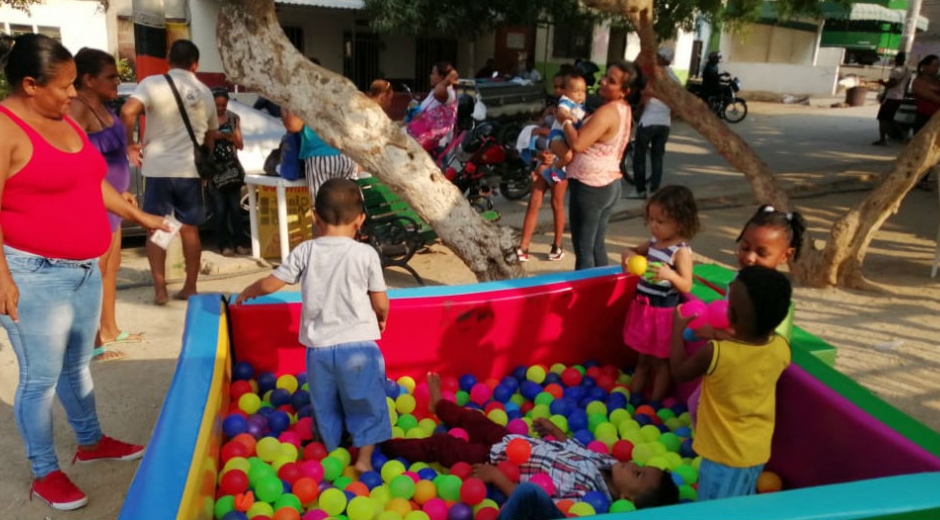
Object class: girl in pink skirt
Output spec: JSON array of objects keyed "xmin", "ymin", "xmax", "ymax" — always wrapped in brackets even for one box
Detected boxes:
[{"xmin": 621, "ymin": 186, "xmax": 700, "ymax": 402}]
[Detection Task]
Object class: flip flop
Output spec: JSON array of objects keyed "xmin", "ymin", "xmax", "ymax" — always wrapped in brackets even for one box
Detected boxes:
[
  {"xmin": 92, "ymin": 346, "xmax": 126, "ymax": 362},
  {"xmin": 103, "ymin": 331, "xmax": 144, "ymax": 346}
]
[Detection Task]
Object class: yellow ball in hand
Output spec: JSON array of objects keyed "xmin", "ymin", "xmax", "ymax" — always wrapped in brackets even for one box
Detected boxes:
[{"xmin": 627, "ymin": 255, "xmax": 648, "ymax": 276}]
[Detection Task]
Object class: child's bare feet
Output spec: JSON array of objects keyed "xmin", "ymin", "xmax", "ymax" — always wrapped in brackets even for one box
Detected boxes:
[
  {"xmin": 354, "ymin": 445, "xmax": 375, "ymax": 473},
  {"xmin": 427, "ymin": 372, "xmax": 443, "ymax": 414}
]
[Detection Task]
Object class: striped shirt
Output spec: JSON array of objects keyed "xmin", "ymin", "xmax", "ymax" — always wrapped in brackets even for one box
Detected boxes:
[
  {"xmin": 636, "ymin": 239, "xmax": 689, "ymax": 307},
  {"xmin": 489, "ymin": 434, "xmax": 615, "ymax": 501}
]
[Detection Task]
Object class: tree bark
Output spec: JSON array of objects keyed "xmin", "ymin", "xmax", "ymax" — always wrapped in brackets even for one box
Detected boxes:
[
  {"xmin": 215, "ymin": 0, "xmax": 523, "ymax": 281},
  {"xmin": 793, "ymin": 113, "xmax": 940, "ymax": 288}
]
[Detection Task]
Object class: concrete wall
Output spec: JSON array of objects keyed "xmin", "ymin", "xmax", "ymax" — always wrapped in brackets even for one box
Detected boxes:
[
  {"xmin": 724, "ymin": 23, "xmax": 818, "ymax": 66},
  {"xmin": 1, "ymin": 0, "xmax": 108, "ymax": 55},
  {"xmin": 724, "ymin": 62, "xmax": 838, "ymax": 96},
  {"xmin": 816, "ymin": 47, "xmax": 845, "ymax": 67}
]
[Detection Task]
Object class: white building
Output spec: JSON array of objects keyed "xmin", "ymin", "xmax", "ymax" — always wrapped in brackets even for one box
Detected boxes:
[{"xmin": 0, "ymin": 0, "xmax": 108, "ymax": 55}]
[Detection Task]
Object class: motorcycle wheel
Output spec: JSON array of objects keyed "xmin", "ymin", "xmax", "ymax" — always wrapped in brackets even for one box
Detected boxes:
[
  {"xmin": 723, "ymin": 99, "xmax": 748, "ymax": 123},
  {"xmin": 620, "ymin": 141, "xmax": 635, "ymax": 186},
  {"xmin": 499, "ymin": 168, "xmax": 533, "ymax": 200},
  {"xmin": 469, "ymin": 195, "xmax": 494, "ymax": 213}
]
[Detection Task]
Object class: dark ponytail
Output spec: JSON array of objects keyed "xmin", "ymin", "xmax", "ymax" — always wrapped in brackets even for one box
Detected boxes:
[
  {"xmin": 73, "ymin": 47, "xmax": 116, "ymax": 88},
  {"xmin": 1, "ymin": 33, "xmax": 72, "ymax": 90},
  {"xmin": 736, "ymin": 205, "xmax": 806, "ymax": 260}
]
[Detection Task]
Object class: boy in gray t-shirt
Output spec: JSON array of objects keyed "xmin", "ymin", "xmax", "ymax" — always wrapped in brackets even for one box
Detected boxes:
[{"xmin": 236, "ymin": 178, "xmax": 391, "ymax": 472}]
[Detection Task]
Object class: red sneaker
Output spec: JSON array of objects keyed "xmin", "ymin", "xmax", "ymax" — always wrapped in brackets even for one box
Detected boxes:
[
  {"xmin": 31, "ymin": 470, "xmax": 88, "ymax": 511},
  {"xmin": 72, "ymin": 436, "xmax": 145, "ymax": 464}
]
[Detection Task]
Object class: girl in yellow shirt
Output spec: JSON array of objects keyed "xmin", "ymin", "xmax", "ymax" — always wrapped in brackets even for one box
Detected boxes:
[{"xmin": 669, "ymin": 266, "xmax": 793, "ymax": 500}]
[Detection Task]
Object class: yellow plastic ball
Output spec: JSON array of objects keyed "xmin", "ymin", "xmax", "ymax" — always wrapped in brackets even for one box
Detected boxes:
[
  {"xmin": 276, "ymin": 374, "xmax": 299, "ymax": 393},
  {"xmin": 397, "ymin": 376, "xmax": 417, "ymax": 394},
  {"xmin": 396, "ymin": 394, "xmax": 417, "ymax": 415},
  {"xmin": 627, "ymin": 255, "xmax": 648, "ymax": 276},
  {"xmin": 526, "ymin": 365, "xmax": 547, "ymax": 384}
]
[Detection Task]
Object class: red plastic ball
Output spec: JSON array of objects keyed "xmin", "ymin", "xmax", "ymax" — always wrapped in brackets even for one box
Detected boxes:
[
  {"xmin": 441, "ymin": 376, "xmax": 460, "ymax": 394},
  {"xmin": 543, "ymin": 384, "xmax": 564, "ymax": 399},
  {"xmin": 450, "ymin": 461, "xmax": 473, "ymax": 480},
  {"xmin": 594, "ymin": 374, "xmax": 616, "ymax": 392},
  {"xmin": 561, "ymin": 368, "xmax": 582, "ymax": 387},
  {"xmin": 303, "ymin": 442, "xmax": 328, "ymax": 461},
  {"xmin": 529, "ymin": 473, "xmax": 555, "ymax": 496},
  {"xmin": 484, "ymin": 402, "xmax": 505, "ymax": 414},
  {"xmin": 278, "ymin": 462, "xmax": 303, "ymax": 484},
  {"xmin": 220, "ymin": 469, "xmax": 249, "ymax": 495},
  {"xmin": 585, "ymin": 366, "xmax": 603, "ymax": 379},
  {"xmin": 475, "ymin": 507, "xmax": 499, "ymax": 520},
  {"xmin": 612, "ymin": 440, "xmax": 634, "ymax": 462},
  {"xmin": 292, "ymin": 477, "xmax": 320, "ymax": 505},
  {"xmin": 230, "ymin": 380, "xmax": 253, "ymax": 400},
  {"xmin": 221, "ymin": 441, "xmax": 249, "ymax": 464},
  {"xmin": 506, "ymin": 438, "xmax": 532, "ymax": 464},
  {"xmin": 460, "ymin": 477, "xmax": 487, "ymax": 505}
]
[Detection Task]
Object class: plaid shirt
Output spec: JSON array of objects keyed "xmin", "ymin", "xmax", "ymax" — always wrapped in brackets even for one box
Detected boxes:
[{"xmin": 489, "ymin": 434, "xmax": 615, "ymax": 500}]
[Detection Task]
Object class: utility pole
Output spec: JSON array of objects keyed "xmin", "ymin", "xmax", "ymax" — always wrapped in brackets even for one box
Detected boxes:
[{"xmin": 902, "ymin": 0, "xmax": 924, "ymax": 55}]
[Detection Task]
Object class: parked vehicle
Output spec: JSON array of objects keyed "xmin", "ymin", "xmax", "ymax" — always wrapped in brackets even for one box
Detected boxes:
[{"xmin": 686, "ymin": 73, "xmax": 748, "ymax": 123}]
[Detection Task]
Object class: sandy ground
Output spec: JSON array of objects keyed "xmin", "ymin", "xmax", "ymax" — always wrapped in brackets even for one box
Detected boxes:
[{"xmin": 1, "ymin": 102, "xmax": 939, "ymax": 518}]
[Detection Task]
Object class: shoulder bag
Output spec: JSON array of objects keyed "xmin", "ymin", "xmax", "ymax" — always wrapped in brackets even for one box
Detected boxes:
[{"xmin": 165, "ymin": 74, "xmax": 219, "ymax": 180}]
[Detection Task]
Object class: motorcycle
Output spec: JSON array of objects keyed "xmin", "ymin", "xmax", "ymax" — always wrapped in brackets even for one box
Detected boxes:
[{"xmin": 687, "ymin": 72, "xmax": 748, "ymax": 124}]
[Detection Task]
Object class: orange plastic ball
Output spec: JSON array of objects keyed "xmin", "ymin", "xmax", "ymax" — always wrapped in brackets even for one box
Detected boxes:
[
  {"xmin": 506, "ymin": 438, "xmax": 532, "ymax": 464},
  {"xmin": 272, "ymin": 507, "xmax": 301, "ymax": 520},
  {"xmin": 413, "ymin": 479, "xmax": 438, "ymax": 505},
  {"xmin": 756, "ymin": 471, "xmax": 783, "ymax": 493},
  {"xmin": 543, "ymin": 384, "xmax": 564, "ymax": 399},
  {"xmin": 346, "ymin": 481, "xmax": 370, "ymax": 497},
  {"xmin": 556, "ymin": 499, "xmax": 575, "ymax": 513}
]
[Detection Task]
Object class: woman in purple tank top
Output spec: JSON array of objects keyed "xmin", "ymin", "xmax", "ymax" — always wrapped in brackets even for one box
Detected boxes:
[{"xmin": 69, "ymin": 48, "xmax": 143, "ymax": 360}]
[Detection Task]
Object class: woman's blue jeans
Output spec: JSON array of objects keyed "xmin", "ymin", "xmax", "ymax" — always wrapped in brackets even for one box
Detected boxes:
[
  {"xmin": 496, "ymin": 483, "xmax": 564, "ymax": 520},
  {"xmin": 568, "ymin": 178, "xmax": 622, "ymax": 270},
  {"xmin": 0, "ymin": 246, "xmax": 104, "ymax": 478}
]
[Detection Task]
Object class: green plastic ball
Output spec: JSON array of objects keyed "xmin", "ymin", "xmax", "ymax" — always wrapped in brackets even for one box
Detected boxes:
[
  {"xmin": 255, "ymin": 474, "xmax": 284, "ymax": 503},
  {"xmin": 322, "ymin": 456, "xmax": 345, "ymax": 481},
  {"xmin": 213, "ymin": 495, "xmax": 235, "ymax": 520},
  {"xmin": 389, "ymin": 474, "xmax": 417, "ymax": 500},
  {"xmin": 609, "ymin": 499, "xmax": 637, "ymax": 513}
]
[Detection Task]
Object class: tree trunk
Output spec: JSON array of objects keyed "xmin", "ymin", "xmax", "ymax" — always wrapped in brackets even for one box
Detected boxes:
[
  {"xmin": 215, "ymin": 0, "xmax": 523, "ymax": 281},
  {"xmin": 793, "ymin": 113, "xmax": 940, "ymax": 288}
]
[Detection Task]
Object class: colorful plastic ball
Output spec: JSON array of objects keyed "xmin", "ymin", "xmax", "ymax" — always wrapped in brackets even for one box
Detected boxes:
[
  {"xmin": 612, "ymin": 440, "xmax": 634, "ymax": 462},
  {"xmin": 389, "ymin": 474, "xmax": 417, "ymax": 499},
  {"xmin": 346, "ymin": 496, "xmax": 376, "ymax": 520},
  {"xmin": 269, "ymin": 388, "xmax": 292, "ymax": 408},
  {"xmin": 273, "ymin": 507, "xmax": 302, "ymax": 520},
  {"xmin": 321, "ymin": 456, "xmax": 344, "ymax": 482},
  {"xmin": 239, "ymin": 394, "xmax": 262, "ymax": 415},
  {"xmin": 397, "ymin": 376, "xmax": 417, "ymax": 394},
  {"xmin": 506, "ymin": 419, "xmax": 528, "ymax": 436},
  {"xmin": 255, "ymin": 475, "xmax": 284, "ymax": 503},
  {"xmin": 500, "ymin": 376, "xmax": 519, "ymax": 393},
  {"xmin": 396, "ymin": 394, "xmax": 417, "ymax": 415},
  {"xmin": 382, "ymin": 460, "xmax": 406, "ymax": 482},
  {"xmin": 215, "ymin": 495, "xmax": 236, "ymax": 519},
  {"xmin": 518, "ymin": 381, "xmax": 541, "ymax": 401},
  {"xmin": 487, "ymin": 409, "xmax": 508, "ymax": 427},
  {"xmin": 231, "ymin": 380, "xmax": 254, "ymax": 400},
  {"xmin": 257, "ymin": 437, "xmax": 282, "ymax": 462},
  {"xmin": 560, "ymin": 368, "xmax": 582, "ymax": 387},
  {"xmin": 449, "ymin": 461, "xmax": 472, "ymax": 480},
  {"xmin": 417, "ymin": 468, "xmax": 438, "ymax": 481},
  {"xmin": 525, "ymin": 366, "xmax": 546, "ymax": 384},
  {"xmin": 567, "ymin": 502, "xmax": 596, "ymax": 517},
  {"xmin": 707, "ymin": 300, "xmax": 730, "ymax": 329},
  {"xmin": 274, "ymin": 493, "xmax": 303, "ymax": 512},
  {"xmin": 386, "ymin": 497, "xmax": 413, "ymax": 516},
  {"xmin": 222, "ymin": 440, "xmax": 251, "ymax": 464},
  {"xmin": 609, "ymin": 499, "xmax": 637, "ymax": 513},
  {"xmin": 586, "ymin": 440, "xmax": 609, "ymax": 454},
  {"xmin": 257, "ymin": 372, "xmax": 278, "ymax": 395},
  {"xmin": 445, "ymin": 502, "xmax": 471, "ymax": 520},
  {"xmin": 506, "ymin": 438, "xmax": 531, "ymax": 464},
  {"xmin": 268, "ymin": 411, "xmax": 291, "ymax": 434},
  {"xmin": 573, "ymin": 429, "xmax": 594, "ymax": 446},
  {"xmin": 474, "ymin": 507, "xmax": 498, "ymax": 520},
  {"xmin": 292, "ymin": 477, "xmax": 319, "ymax": 505},
  {"xmin": 247, "ymin": 501, "xmax": 274, "ymax": 519},
  {"xmin": 413, "ymin": 479, "xmax": 438, "ymax": 505},
  {"xmin": 233, "ymin": 362, "xmax": 255, "ymax": 381},
  {"xmin": 436, "ymin": 474, "xmax": 462, "ymax": 502},
  {"xmin": 221, "ymin": 469, "xmax": 250, "ymax": 495},
  {"xmin": 223, "ymin": 511, "xmax": 250, "ymax": 520},
  {"xmin": 318, "ymin": 488, "xmax": 348, "ymax": 517},
  {"xmin": 492, "ymin": 385, "xmax": 513, "ymax": 403},
  {"xmin": 528, "ymin": 474, "xmax": 555, "ymax": 497},
  {"xmin": 446, "ymin": 427, "xmax": 469, "ymax": 441},
  {"xmin": 567, "ymin": 410, "xmax": 588, "ymax": 432},
  {"xmin": 329, "ymin": 448, "xmax": 352, "ymax": 467},
  {"xmin": 679, "ymin": 484, "xmax": 697, "ymax": 501},
  {"xmin": 302, "ymin": 511, "xmax": 329, "ymax": 520},
  {"xmin": 582, "ymin": 491, "xmax": 609, "ymax": 514},
  {"xmin": 223, "ymin": 457, "xmax": 252, "ymax": 476},
  {"xmin": 459, "ymin": 478, "xmax": 486, "ymax": 505},
  {"xmin": 680, "ymin": 299, "xmax": 707, "ymax": 324},
  {"xmin": 757, "ymin": 471, "xmax": 783, "ymax": 493},
  {"xmin": 458, "ymin": 374, "xmax": 477, "ymax": 392},
  {"xmin": 405, "ymin": 511, "xmax": 430, "ymax": 520},
  {"xmin": 354, "ymin": 470, "xmax": 380, "ymax": 490},
  {"xmin": 468, "ymin": 383, "xmax": 490, "ymax": 405},
  {"xmin": 422, "ymin": 498, "xmax": 448, "ymax": 520}
]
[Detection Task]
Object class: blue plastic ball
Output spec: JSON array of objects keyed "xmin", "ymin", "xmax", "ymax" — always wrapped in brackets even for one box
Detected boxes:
[
  {"xmin": 360, "ymin": 470, "xmax": 383, "ymax": 489},
  {"xmin": 270, "ymin": 388, "xmax": 292, "ymax": 408},
  {"xmin": 635, "ymin": 414, "xmax": 652, "ymax": 426},
  {"xmin": 232, "ymin": 362, "xmax": 254, "ymax": 381},
  {"xmin": 283, "ymin": 480, "xmax": 292, "ymax": 493},
  {"xmin": 500, "ymin": 376, "xmax": 519, "ymax": 393},
  {"xmin": 257, "ymin": 407, "xmax": 275, "ymax": 418},
  {"xmin": 656, "ymin": 423, "xmax": 670, "ymax": 433},
  {"xmin": 291, "ymin": 391, "xmax": 311, "ymax": 411},
  {"xmin": 398, "ymin": 384, "xmax": 410, "ymax": 397},
  {"xmin": 544, "ymin": 372, "xmax": 562, "ymax": 386},
  {"xmin": 574, "ymin": 429, "xmax": 594, "ymax": 445},
  {"xmin": 385, "ymin": 379, "xmax": 401, "ymax": 399},
  {"xmin": 493, "ymin": 385, "xmax": 513, "ymax": 403},
  {"xmin": 583, "ymin": 360, "xmax": 599, "ymax": 368},
  {"xmin": 581, "ymin": 375, "xmax": 596, "ymax": 388},
  {"xmin": 268, "ymin": 411, "xmax": 291, "ymax": 434},
  {"xmin": 297, "ymin": 405, "xmax": 313, "ymax": 419},
  {"xmin": 670, "ymin": 403, "xmax": 688, "ymax": 415},
  {"xmin": 549, "ymin": 398, "xmax": 571, "ymax": 417},
  {"xmin": 256, "ymin": 372, "xmax": 277, "ymax": 395},
  {"xmin": 504, "ymin": 402, "xmax": 520, "ymax": 413},
  {"xmin": 222, "ymin": 511, "xmax": 249, "ymax": 520},
  {"xmin": 520, "ymin": 381, "xmax": 542, "ymax": 401},
  {"xmin": 506, "ymin": 410, "xmax": 522, "ymax": 421},
  {"xmin": 606, "ymin": 393, "xmax": 627, "ymax": 411},
  {"xmin": 434, "ymin": 424, "xmax": 449, "ymax": 434},
  {"xmin": 629, "ymin": 394, "xmax": 645, "ymax": 407},
  {"xmin": 564, "ymin": 386, "xmax": 585, "ymax": 402},
  {"xmin": 295, "ymin": 372, "xmax": 308, "ymax": 386},
  {"xmin": 371, "ymin": 451, "xmax": 388, "ymax": 469},
  {"xmin": 568, "ymin": 410, "xmax": 588, "ymax": 432},
  {"xmin": 588, "ymin": 386, "xmax": 608, "ymax": 401},
  {"xmin": 674, "ymin": 426, "xmax": 692, "ymax": 438},
  {"xmin": 680, "ymin": 439, "xmax": 696, "ymax": 458},
  {"xmin": 583, "ymin": 491, "xmax": 610, "ymax": 514},
  {"xmin": 418, "ymin": 468, "xmax": 438, "ymax": 481},
  {"xmin": 672, "ymin": 472, "xmax": 686, "ymax": 486},
  {"xmin": 344, "ymin": 490, "xmax": 356, "ymax": 502},
  {"xmin": 487, "ymin": 485, "xmax": 507, "ymax": 505},
  {"xmin": 683, "ymin": 328, "xmax": 698, "ymax": 342},
  {"xmin": 222, "ymin": 414, "xmax": 248, "ymax": 438},
  {"xmin": 512, "ymin": 366, "xmax": 528, "ymax": 382},
  {"xmin": 459, "ymin": 374, "xmax": 478, "ymax": 392}
]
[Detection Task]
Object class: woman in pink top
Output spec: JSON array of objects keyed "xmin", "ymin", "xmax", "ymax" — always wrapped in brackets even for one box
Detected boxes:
[
  {"xmin": 0, "ymin": 34, "xmax": 166, "ymax": 511},
  {"xmin": 558, "ymin": 60, "xmax": 638, "ymax": 270}
]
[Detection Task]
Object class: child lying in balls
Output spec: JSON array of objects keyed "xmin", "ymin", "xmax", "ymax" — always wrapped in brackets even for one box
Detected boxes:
[{"xmin": 381, "ymin": 373, "xmax": 680, "ymax": 517}]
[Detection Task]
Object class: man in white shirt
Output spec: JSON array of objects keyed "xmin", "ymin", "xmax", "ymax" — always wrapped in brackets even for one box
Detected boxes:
[
  {"xmin": 630, "ymin": 47, "xmax": 680, "ymax": 199},
  {"xmin": 121, "ymin": 39, "xmax": 218, "ymax": 305},
  {"xmin": 873, "ymin": 52, "xmax": 910, "ymax": 145}
]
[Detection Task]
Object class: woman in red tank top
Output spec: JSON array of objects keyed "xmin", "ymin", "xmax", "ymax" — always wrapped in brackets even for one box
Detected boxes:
[{"xmin": 0, "ymin": 34, "xmax": 167, "ymax": 511}]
